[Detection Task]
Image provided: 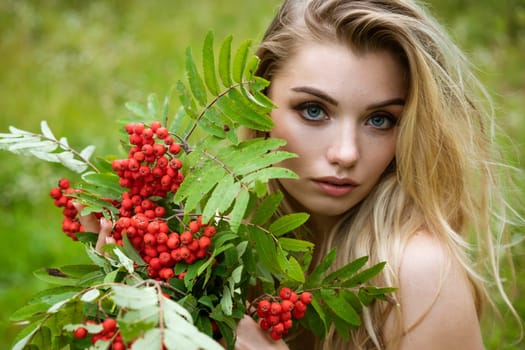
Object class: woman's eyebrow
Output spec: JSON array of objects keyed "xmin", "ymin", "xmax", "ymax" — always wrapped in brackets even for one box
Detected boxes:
[
  {"xmin": 367, "ymin": 98, "xmax": 405, "ymax": 109},
  {"xmin": 291, "ymin": 86, "xmax": 338, "ymax": 106}
]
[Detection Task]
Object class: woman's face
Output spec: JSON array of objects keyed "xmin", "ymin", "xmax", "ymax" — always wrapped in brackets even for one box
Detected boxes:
[{"xmin": 268, "ymin": 42, "xmax": 406, "ymax": 226}]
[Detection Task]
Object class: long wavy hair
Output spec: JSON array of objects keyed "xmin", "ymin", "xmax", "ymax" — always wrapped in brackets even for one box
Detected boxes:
[{"xmin": 247, "ymin": 0, "xmax": 521, "ymax": 348}]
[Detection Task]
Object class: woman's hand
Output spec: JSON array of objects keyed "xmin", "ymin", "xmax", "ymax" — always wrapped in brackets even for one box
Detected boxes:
[
  {"xmin": 232, "ymin": 315, "xmax": 289, "ymax": 350},
  {"xmin": 73, "ymin": 203, "xmax": 115, "ymax": 252}
]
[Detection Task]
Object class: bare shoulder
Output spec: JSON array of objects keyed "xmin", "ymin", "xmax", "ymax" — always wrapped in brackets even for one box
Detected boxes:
[{"xmin": 388, "ymin": 230, "xmax": 484, "ymax": 349}]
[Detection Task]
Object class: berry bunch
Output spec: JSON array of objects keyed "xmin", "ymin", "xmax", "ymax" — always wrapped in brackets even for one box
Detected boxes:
[
  {"xmin": 255, "ymin": 288, "xmax": 313, "ymax": 340},
  {"xmin": 141, "ymin": 216, "xmax": 217, "ymax": 280},
  {"xmin": 50, "ymin": 122, "xmax": 220, "ymax": 282},
  {"xmin": 111, "ymin": 121, "xmax": 183, "ymax": 200},
  {"xmin": 49, "ymin": 178, "xmax": 84, "ymax": 240}
]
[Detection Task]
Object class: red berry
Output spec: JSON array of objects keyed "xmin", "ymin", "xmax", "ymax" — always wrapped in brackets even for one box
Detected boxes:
[
  {"xmin": 112, "ymin": 341, "xmax": 125, "ymax": 350},
  {"xmin": 58, "ymin": 178, "xmax": 70, "ymax": 189},
  {"xmin": 180, "ymin": 231, "xmax": 193, "ymax": 245},
  {"xmin": 280, "ymin": 299, "xmax": 294, "ymax": 313},
  {"xmin": 73, "ymin": 327, "xmax": 88, "ymax": 339},
  {"xmin": 294, "ymin": 300, "xmax": 307, "ymax": 313},
  {"xmin": 300, "ymin": 291, "xmax": 313, "ymax": 305},
  {"xmin": 270, "ymin": 302, "xmax": 282, "ymax": 315},
  {"xmin": 169, "ymin": 143, "xmax": 181, "ymax": 155},
  {"xmin": 198, "ymin": 236, "xmax": 211, "ymax": 250},
  {"xmin": 259, "ymin": 318, "xmax": 271, "ymax": 331},
  {"xmin": 257, "ymin": 299, "xmax": 271, "ymax": 316},
  {"xmin": 279, "ymin": 287, "xmax": 292, "ymax": 300},
  {"xmin": 269, "ymin": 329, "xmax": 283, "ymax": 340},
  {"xmin": 102, "ymin": 318, "xmax": 117, "ymax": 333},
  {"xmin": 156, "ymin": 127, "xmax": 169, "ymax": 140},
  {"xmin": 189, "ymin": 220, "xmax": 200, "ymax": 233},
  {"xmin": 203, "ymin": 226, "xmax": 217, "ymax": 238},
  {"xmin": 169, "ymin": 158, "xmax": 182, "ymax": 170},
  {"xmin": 49, "ymin": 187, "xmax": 62, "ymax": 200},
  {"xmin": 272, "ymin": 322, "xmax": 284, "ymax": 334},
  {"xmin": 150, "ymin": 121, "xmax": 162, "ymax": 132}
]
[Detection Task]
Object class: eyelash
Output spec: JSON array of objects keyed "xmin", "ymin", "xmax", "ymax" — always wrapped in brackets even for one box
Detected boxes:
[
  {"xmin": 294, "ymin": 102, "xmax": 328, "ymax": 121},
  {"xmin": 294, "ymin": 102, "xmax": 399, "ymax": 130},
  {"xmin": 366, "ymin": 113, "xmax": 399, "ymax": 130}
]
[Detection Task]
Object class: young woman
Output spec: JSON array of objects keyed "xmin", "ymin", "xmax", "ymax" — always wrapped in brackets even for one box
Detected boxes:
[
  {"xmin": 234, "ymin": 0, "xmax": 522, "ymax": 349},
  {"xmin": 82, "ymin": 0, "xmax": 521, "ymax": 349}
]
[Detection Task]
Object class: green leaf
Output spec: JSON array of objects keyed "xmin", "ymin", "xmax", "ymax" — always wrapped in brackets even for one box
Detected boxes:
[
  {"xmin": 217, "ymin": 90, "xmax": 273, "ymax": 131},
  {"xmin": 232, "ymin": 39, "xmax": 252, "ymax": 83},
  {"xmin": 33, "ymin": 268, "xmax": 78, "ymax": 286},
  {"xmin": 278, "ymin": 237, "xmax": 314, "ymax": 252},
  {"xmin": 28, "ymin": 286, "xmax": 82, "ymax": 306},
  {"xmin": 130, "ymin": 328, "xmax": 162, "ymax": 350},
  {"xmin": 268, "ymin": 213, "xmax": 309, "ymax": 237},
  {"xmin": 342, "ymin": 262, "xmax": 387, "ymax": 287},
  {"xmin": 241, "ymin": 167, "xmax": 297, "ymax": 187},
  {"xmin": 218, "ymin": 35, "xmax": 233, "ymax": 87},
  {"xmin": 111, "ymin": 285, "xmax": 158, "ymax": 309},
  {"xmin": 11, "ymin": 321, "xmax": 41, "ymax": 350},
  {"xmin": 250, "ymin": 192, "xmax": 283, "ymax": 226},
  {"xmin": 228, "ymin": 189, "xmax": 250, "ymax": 233},
  {"xmin": 221, "ymin": 285, "xmax": 233, "ymax": 315},
  {"xmin": 119, "ymin": 307, "xmax": 158, "ymax": 342},
  {"xmin": 125, "ymin": 101, "xmax": 149, "ymax": 119},
  {"xmin": 248, "ymin": 226, "xmax": 280, "ymax": 275},
  {"xmin": 279, "ymin": 251, "xmax": 305, "ymax": 282},
  {"xmin": 10, "ymin": 302, "xmax": 49, "ymax": 322},
  {"xmin": 321, "ymin": 288, "xmax": 361, "ymax": 327},
  {"xmin": 177, "ymin": 81, "xmax": 198, "ymax": 119},
  {"xmin": 81, "ymin": 172, "xmax": 121, "ymax": 192},
  {"xmin": 201, "ymin": 174, "xmax": 240, "ymax": 222},
  {"xmin": 323, "ymin": 256, "xmax": 369, "ymax": 284},
  {"xmin": 232, "ymin": 150, "xmax": 296, "ymax": 176},
  {"xmin": 306, "ymin": 297, "xmax": 329, "ymax": 338},
  {"xmin": 185, "ymin": 47, "xmax": 207, "ymax": 106},
  {"xmin": 147, "ymin": 93, "xmax": 160, "ymax": 120},
  {"xmin": 331, "ymin": 312, "xmax": 351, "ymax": 341},
  {"xmin": 174, "ymin": 162, "xmax": 227, "ymax": 212},
  {"xmin": 202, "ymin": 31, "xmax": 220, "ymax": 96},
  {"xmin": 58, "ymin": 264, "xmax": 101, "ymax": 278},
  {"xmin": 304, "ymin": 249, "xmax": 337, "ymax": 289},
  {"xmin": 121, "ymin": 233, "xmax": 147, "ymax": 266}
]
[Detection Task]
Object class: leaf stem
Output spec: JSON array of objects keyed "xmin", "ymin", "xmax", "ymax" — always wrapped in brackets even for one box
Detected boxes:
[
  {"xmin": 182, "ymin": 83, "xmax": 245, "ymax": 143},
  {"xmin": 36, "ymin": 132, "xmax": 100, "ymax": 173}
]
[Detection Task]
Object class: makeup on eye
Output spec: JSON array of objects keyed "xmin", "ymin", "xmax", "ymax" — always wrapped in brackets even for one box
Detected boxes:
[
  {"xmin": 366, "ymin": 112, "xmax": 399, "ymax": 130},
  {"xmin": 293, "ymin": 102, "xmax": 329, "ymax": 121}
]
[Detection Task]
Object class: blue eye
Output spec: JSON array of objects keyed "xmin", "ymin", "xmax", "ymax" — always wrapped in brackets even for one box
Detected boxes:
[
  {"xmin": 297, "ymin": 103, "xmax": 327, "ymax": 121},
  {"xmin": 367, "ymin": 113, "xmax": 397, "ymax": 129}
]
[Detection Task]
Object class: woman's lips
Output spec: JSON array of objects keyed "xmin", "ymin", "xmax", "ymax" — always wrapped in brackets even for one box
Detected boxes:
[{"xmin": 312, "ymin": 177, "xmax": 358, "ymax": 197}]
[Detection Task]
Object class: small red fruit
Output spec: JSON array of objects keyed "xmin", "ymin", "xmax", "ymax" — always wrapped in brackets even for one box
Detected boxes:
[
  {"xmin": 102, "ymin": 318, "xmax": 117, "ymax": 333},
  {"xmin": 73, "ymin": 326, "xmax": 88, "ymax": 339}
]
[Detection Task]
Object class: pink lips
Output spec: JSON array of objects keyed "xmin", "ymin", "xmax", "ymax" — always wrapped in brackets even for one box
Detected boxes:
[{"xmin": 313, "ymin": 176, "xmax": 358, "ymax": 197}]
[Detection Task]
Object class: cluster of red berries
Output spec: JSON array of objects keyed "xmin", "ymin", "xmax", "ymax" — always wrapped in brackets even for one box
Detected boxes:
[
  {"xmin": 112, "ymin": 121, "xmax": 183, "ymax": 199},
  {"xmin": 49, "ymin": 178, "xmax": 84, "ymax": 240},
  {"xmin": 142, "ymin": 216, "xmax": 217, "ymax": 280},
  {"xmin": 50, "ymin": 122, "xmax": 220, "ymax": 282},
  {"xmin": 73, "ymin": 318, "xmax": 131, "ymax": 349},
  {"xmin": 256, "ymin": 288, "xmax": 313, "ymax": 341}
]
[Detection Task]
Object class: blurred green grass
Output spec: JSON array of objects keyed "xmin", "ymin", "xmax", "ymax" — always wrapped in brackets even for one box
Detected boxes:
[{"xmin": 0, "ymin": 1, "xmax": 523, "ymax": 349}]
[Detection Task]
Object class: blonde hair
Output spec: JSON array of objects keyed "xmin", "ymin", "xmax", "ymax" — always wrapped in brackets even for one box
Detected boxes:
[{"xmin": 251, "ymin": 0, "xmax": 522, "ymax": 348}]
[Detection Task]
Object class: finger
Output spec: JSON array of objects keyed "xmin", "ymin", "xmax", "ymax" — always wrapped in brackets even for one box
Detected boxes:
[
  {"xmin": 73, "ymin": 202, "xmax": 100, "ymax": 233},
  {"xmin": 95, "ymin": 218, "xmax": 115, "ymax": 252}
]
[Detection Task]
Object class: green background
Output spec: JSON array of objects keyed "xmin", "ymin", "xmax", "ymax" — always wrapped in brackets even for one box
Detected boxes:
[{"xmin": 1, "ymin": 1, "xmax": 523, "ymax": 348}]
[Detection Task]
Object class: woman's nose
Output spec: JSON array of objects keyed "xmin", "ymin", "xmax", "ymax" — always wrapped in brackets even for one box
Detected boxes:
[{"xmin": 326, "ymin": 123, "xmax": 359, "ymax": 168}]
